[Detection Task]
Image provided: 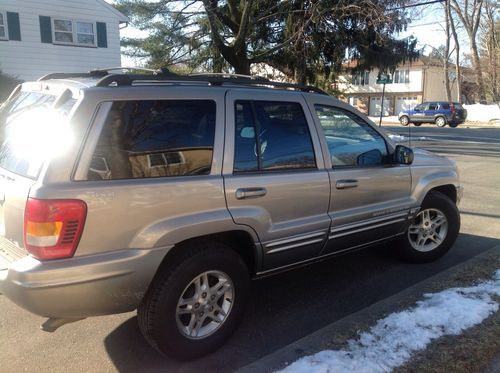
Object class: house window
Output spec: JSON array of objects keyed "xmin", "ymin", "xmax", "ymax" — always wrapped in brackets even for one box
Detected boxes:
[
  {"xmin": 394, "ymin": 69, "xmax": 410, "ymax": 84},
  {"xmin": 147, "ymin": 152, "xmax": 186, "ymax": 168},
  {"xmin": 0, "ymin": 11, "xmax": 7, "ymax": 40},
  {"xmin": 349, "ymin": 97, "xmax": 358, "ymax": 106},
  {"xmin": 52, "ymin": 18, "xmax": 95, "ymax": 46},
  {"xmin": 351, "ymin": 71, "xmax": 369, "ymax": 86}
]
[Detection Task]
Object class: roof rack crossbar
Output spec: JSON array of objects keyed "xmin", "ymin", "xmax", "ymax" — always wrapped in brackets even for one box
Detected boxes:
[
  {"xmin": 95, "ymin": 73, "xmax": 327, "ymax": 95},
  {"xmin": 38, "ymin": 72, "xmax": 107, "ymax": 81},
  {"xmin": 38, "ymin": 67, "xmax": 175, "ymax": 82}
]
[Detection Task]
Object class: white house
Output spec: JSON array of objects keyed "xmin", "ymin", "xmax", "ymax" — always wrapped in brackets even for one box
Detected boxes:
[
  {"xmin": 0, "ymin": 0, "xmax": 128, "ymax": 81},
  {"xmin": 337, "ymin": 57, "xmax": 461, "ymax": 116}
]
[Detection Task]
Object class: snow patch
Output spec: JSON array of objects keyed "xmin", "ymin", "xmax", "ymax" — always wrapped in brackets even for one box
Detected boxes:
[
  {"xmin": 463, "ymin": 104, "xmax": 500, "ymax": 122},
  {"xmin": 279, "ymin": 270, "xmax": 500, "ymax": 373}
]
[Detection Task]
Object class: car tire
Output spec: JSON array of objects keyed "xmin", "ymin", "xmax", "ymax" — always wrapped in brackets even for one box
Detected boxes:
[
  {"xmin": 400, "ymin": 116, "xmax": 410, "ymax": 126},
  {"xmin": 435, "ymin": 116, "xmax": 447, "ymax": 127},
  {"xmin": 413, "ymin": 122, "xmax": 422, "ymax": 126},
  {"xmin": 395, "ymin": 191, "xmax": 460, "ymax": 263},
  {"xmin": 138, "ymin": 240, "xmax": 250, "ymax": 360},
  {"xmin": 449, "ymin": 122, "xmax": 459, "ymax": 128}
]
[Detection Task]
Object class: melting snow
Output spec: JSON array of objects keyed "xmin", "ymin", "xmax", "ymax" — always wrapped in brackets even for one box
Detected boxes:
[{"xmin": 279, "ymin": 270, "xmax": 500, "ymax": 373}]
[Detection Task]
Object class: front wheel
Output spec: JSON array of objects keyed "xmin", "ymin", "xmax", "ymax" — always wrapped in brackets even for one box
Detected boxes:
[
  {"xmin": 400, "ymin": 115, "xmax": 410, "ymax": 126},
  {"xmin": 138, "ymin": 240, "xmax": 250, "ymax": 360},
  {"xmin": 396, "ymin": 191, "xmax": 460, "ymax": 263}
]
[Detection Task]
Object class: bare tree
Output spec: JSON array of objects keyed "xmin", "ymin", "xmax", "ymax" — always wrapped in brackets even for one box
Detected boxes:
[
  {"xmin": 446, "ymin": 1, "xmax": 463, "ymax": 102},
  {"xmin": 450, "ymin": 0, "xmax": 485, "ymax": 102},
  {"xmin": 443, "ymin": 0, "xmax": 453, "ymax": 101},
  {"xmin": 480, "ymin": 0, "xmax": 499, "ymax": 102}
]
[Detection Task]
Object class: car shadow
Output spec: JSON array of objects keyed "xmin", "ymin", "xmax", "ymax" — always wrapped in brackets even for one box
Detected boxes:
[{"xmin": 103, "ymin": 233, "xmax": 500, "ymax": 373}]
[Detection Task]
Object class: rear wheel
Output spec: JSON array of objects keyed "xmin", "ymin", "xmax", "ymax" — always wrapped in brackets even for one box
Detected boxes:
[
  {"xmin": 413, "ymin": 122, "xmax": 422, "ymax": 127},
  {"xmin": 138, "ymin": 240, "xmax": 250, "ymax": 360},
  {"xmin": 400, "ymin": 115, "xmax": 410, "ymax": 126},
  {"xmin": 395, "ymin": 191, "xmax": 460, "ymax": 263},
  {"xmin": 435, "ymin": 116, "xmax": 447, "ymax": 127}
]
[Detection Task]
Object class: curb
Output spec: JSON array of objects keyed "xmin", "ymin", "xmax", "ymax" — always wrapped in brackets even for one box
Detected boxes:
[{"xmin": 236, "ymin": 245, "xmax": 500, "ymax": 373}]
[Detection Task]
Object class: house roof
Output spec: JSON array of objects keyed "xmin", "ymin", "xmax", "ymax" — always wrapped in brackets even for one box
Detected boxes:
[{"xmin": 100, "ymin": 0, "xmax": 129, "ymax": 23}]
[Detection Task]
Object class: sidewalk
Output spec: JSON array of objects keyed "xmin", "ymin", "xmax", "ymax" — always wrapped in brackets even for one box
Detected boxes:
[{"xmin": 237, "ymin": 245, "xmax": 500, "ymax": 373}]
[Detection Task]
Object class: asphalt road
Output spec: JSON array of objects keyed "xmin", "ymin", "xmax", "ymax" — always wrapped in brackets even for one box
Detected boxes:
[{"xmin": 1, "ymin": 125, "xmax": 499, "ymax": 373}]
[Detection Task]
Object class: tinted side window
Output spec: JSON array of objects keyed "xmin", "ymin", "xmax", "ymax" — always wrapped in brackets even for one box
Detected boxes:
[
  {"xmin": 428, "ymin": 103, "xmax": 438, "ymax": 110},
  {"xmin": 314, "ymin": 105, "xmax": 388, "ymax": 167},
  {"xmin": 234, "ymin": 100, "xmax": 316, "ymax": 172},
  {"xmin": 87, "ymin": 100, "xmax": 216, "ymax": 180},
  {"xmin": 440, "ymin": 103, "xmax": 450, "ymax": 110}
]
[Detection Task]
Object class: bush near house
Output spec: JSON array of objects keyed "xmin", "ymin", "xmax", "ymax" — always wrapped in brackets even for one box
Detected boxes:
[{"xmin": 0, "ymin": 71, "xmax": 22, "ymax": 102}]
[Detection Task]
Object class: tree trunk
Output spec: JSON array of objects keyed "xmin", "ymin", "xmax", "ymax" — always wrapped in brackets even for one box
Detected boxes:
[
  {"xmin": 470, "ymin": 38, "xmax": 486, "ymax": 102},
  {"xmin": 447, "ymin": 3, "xmax": 461, "ymax": 102},
  {"xmin": 444, "ymin": 0, "xmax": 452, "ymax": 102}
]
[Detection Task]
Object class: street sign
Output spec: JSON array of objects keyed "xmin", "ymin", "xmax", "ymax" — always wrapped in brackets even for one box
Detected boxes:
[{"xmin": 376, "ymin": 73, "xmax": 393, "ymax": 84}]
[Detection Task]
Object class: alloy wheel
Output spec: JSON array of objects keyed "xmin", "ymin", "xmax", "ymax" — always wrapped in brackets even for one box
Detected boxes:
[
  {"xmin": 176, "ymin": 270, "xmax": 234, "ymax": 339},
  {"xmin": 408, "ymin": 208, "xmax": 448, "ymax": 252}
]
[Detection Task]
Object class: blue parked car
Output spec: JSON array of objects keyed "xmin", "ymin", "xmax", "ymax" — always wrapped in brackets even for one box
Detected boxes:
[{"xmin": 398, "ymin": 101, "xmax": 467, "ymax": 128}]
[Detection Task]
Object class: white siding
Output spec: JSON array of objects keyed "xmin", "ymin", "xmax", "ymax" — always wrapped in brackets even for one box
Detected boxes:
[
  {"xmin": 338, "ymin": 68, "xmax": 423, "ymax": 94},
  {"xmin": 0, "ymin": 0, "xmax": 125, "ymax": 81}
]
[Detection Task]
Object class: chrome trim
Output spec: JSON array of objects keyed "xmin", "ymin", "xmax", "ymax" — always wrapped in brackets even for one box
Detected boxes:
[
  {"xmin": 330, "ymin": 211, "xmax": 408, "ymax": 233},
  {"xmin": 266, "ymin": 238, "xmax": 325, "ymax": 254},
  {"xmin": 329, "ymin": 217, "xmax": 406, "ymax": 239},
  {"xmin": 265, "ymin": 231, "xmax": 326, "ymax": 248},
  {"xmin": 255, "ymin": 233, "xmax": 404, "ymax": 278}
]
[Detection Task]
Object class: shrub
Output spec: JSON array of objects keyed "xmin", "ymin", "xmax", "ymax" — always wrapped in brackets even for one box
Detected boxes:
[{"xmin": 0, "ymin": 70, "xmax": 22, "ymax": 102}]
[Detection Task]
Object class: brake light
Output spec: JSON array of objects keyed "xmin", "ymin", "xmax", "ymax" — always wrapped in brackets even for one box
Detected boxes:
[
  {"xmin": 450, "ymin": 103, "xmax": 456, "ymax": 114},
  {"xmin": 24, "ymin": 198, "xmax": 87, "ymax": 260}
]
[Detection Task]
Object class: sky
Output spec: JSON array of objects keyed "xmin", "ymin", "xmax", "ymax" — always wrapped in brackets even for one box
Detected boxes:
[{"xmin": 113, "ymin": 1, "xmax": 467, "ymax": 67}]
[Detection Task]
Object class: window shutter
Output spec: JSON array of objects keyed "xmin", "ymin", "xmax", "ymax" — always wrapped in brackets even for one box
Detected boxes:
[
  {"xmin": 39, "ymin": 16, "xmax": 52, "ymax": 43},
  {"xmin": 96, "ymin": 22, "xmax": 107, "ymax": 48},
  {"xmin": 6, "ymin": 12, "xmax": 21, "ymax": 41}
]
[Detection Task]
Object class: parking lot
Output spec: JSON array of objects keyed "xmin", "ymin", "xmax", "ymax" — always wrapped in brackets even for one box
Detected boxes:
[{"xmin": 1, "ymin": 124, "xmax": 499, "ymax": 373}]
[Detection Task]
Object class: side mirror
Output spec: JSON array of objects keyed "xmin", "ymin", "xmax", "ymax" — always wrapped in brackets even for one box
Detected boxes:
[
  {"xmin": 357, "ymin": 149, "xmax": 383, "ymax": 166},
  {"xmin": 394, "ymin": 145, "xmax": 414, "ymax": 165},
  {"xmin": 240, "ymin": 126, "xmax": 255, "ymax": 139}
]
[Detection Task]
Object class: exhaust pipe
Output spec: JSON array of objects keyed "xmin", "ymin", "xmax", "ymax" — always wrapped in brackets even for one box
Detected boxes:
[{"xmin": 40, "ymin": 317, "xmax": 86, "ymax": 332}]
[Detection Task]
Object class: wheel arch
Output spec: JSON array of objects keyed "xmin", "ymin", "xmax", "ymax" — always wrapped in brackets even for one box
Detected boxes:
[
  {"xmin": 152, "ymin": 230, "xmax": 260, "ymax": 281},
  {"xmin": 428, "ymin": 184, "xmax": 457, "ymax": 203}
]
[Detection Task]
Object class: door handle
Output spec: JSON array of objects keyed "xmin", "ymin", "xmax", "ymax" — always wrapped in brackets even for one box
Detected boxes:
[
  {"xmin": 336, "ymin": 179, "xmax": 358, "ymax": 189},
  {"xmin": 235, "ymin": 187, "xmax": 267, "ymax": 199}
]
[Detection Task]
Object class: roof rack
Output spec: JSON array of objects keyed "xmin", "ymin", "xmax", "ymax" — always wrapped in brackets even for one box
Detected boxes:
[
  {"xmin": 38, "ymin": 69, "xmax": 328, "ymax": 95},
  {"xmin": 95, "ymin": 73, "xmax": 328, "ymax": 95}
]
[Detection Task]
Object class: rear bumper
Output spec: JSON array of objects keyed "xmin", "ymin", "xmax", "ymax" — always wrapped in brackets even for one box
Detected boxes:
[{"xmin": 0, "ymin": 248, "xmax": 168, "ymax": 318}]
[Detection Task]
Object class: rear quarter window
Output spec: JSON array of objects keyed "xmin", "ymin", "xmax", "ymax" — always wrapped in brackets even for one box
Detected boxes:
[
  {"xmin": 0, "ymin": 91, "xmax": 76, "ymax": 179},
  {"xmin": 87, "ymin": 100, "xmax": 216, "ymax": 180}
]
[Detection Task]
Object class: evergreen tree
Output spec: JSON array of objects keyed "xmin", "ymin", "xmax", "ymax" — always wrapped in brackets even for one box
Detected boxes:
[{"xmin": 117, "ymin": 0, "xmax": 419, "ymax": 83}]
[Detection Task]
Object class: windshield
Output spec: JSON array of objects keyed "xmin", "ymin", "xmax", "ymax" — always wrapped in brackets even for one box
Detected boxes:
[{"xmin": 0, "ymin": 90, "xmax": 76, "ymax": 179}]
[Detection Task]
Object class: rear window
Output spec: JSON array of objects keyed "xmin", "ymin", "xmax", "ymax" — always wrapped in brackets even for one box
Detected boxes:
[
  {"xmin": 0, "ymin": 91, "xmax": 76, "ymax": 179},
  {"xmin": 87, "ymin": 100, "xmax": 216, "ymax": 180}
]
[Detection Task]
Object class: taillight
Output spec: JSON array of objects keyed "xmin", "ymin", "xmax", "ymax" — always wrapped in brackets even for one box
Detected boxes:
[
  {"xmin": 24, "ymin": 198, "xmax": 87, "ymax": 260},
  {"xmin": 450, "ymin": 103, "xmax": 456, "ymax": 114}
]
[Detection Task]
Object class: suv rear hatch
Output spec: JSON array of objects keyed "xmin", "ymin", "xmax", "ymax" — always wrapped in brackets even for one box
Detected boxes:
[
  {"xmin": 453, "ymin": 103, "xmax": 467, "ymax": 121},
  {"xmin": 0, "ymin": 84, "xmax": 76, "ymax": 268}
]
